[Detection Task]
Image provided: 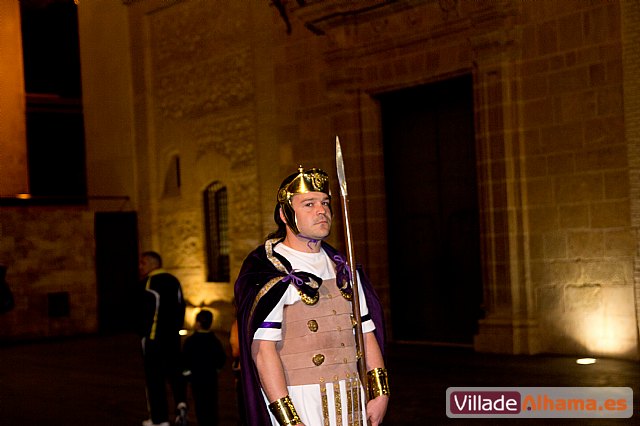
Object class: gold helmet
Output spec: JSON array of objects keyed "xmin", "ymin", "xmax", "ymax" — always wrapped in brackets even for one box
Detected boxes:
[{"xmin": 277, "ymin": 166, "xmax": 331, "ymax": 235}]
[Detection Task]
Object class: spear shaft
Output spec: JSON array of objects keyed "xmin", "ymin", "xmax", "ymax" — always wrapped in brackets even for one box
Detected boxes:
[{"xmin": 335, "ymin": 136, "xmax": 369, "ymax": 402}]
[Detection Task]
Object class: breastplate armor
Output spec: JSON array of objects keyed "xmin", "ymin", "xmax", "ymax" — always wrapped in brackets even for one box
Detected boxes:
[{"xmin": 277, "ymin": 279, "xmax": 358, "ymax": 386}]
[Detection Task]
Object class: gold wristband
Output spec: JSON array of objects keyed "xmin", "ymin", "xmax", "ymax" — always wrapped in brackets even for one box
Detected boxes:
[
  {"xmin": 268, "ymin": 395, "xmax": 301, "ymax": 426},
  {"xmin": 367, "ymin": 367, "xmax": 390, "ymax": 399}
]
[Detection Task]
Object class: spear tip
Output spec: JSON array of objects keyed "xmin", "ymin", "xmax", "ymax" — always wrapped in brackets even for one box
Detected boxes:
[{"xmin": 335, "ymin": 136, "xmax": 347, "ymax": 196}]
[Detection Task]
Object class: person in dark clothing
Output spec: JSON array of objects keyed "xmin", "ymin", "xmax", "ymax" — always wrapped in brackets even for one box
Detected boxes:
[
  {"xmin": 182, "ymin": 309, "xmax": 226, "ymax": 426},
  {"xmin": 138, "ymin": 251, "xmax": 188, "ymax": 426}
]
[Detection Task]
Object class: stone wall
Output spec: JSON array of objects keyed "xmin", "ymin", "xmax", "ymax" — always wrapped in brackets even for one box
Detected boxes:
[
  {"xmin": 624, "ymin": 0, "xmax": 640, "ymax": 361},
  {"xmin": 284, "ymin": 0, "xmax": 637, "ymax": 358},
  {"xmin": 125, "ymin": 0, "xmax": 265, "ymax": 330},
  {"xmin": 0, "ymin": 0, "xmax": 621, "ymax": 357},
  {"xmin": 517, "ymin": 1, "xmax": 635, "ymax": 358},
  {"xmin": 0, "ymin": 207, "xmax": 96, "ymax": 340}
]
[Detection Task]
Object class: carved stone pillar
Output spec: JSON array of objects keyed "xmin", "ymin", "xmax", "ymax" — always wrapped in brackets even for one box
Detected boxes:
[
  {"xmin": 469, "ymin": 5, "xmax": 540, "ymax": 354},
  {"xmin": 622, "ymin": 0, "xmax": 640, "ymax": 358}
]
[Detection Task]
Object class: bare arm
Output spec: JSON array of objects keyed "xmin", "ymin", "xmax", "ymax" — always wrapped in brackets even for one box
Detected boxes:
[
  {"xmin": 364, "ymin": 332, "xmax": 389, "ymax": 426},
  {"xmin": 364, "ymin": 331, "xmax": 384, "ymax": 370},
  {"xmin": 251, "ymin": 339, "xmax": 306, "ymax": 426},
  {"xmin": 251, "ymin": 339, "xmax": 289, "ymax": 401}
]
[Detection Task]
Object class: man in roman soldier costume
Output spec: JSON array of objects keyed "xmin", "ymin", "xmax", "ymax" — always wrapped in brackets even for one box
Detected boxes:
[{"xmin": 234, "ymin": 167, "xmax": 389, "ymax": 426}]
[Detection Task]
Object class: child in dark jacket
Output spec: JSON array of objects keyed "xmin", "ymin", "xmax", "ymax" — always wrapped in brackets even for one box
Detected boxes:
[{"xmin": 182, "ymin": 309, "xmax": 226, "ymax": 426}]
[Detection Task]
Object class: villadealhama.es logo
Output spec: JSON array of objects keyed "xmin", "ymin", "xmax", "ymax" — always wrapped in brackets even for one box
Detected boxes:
[{"xmin": 446, "ymin": 387, "xmax": 633, "ymax": 418}]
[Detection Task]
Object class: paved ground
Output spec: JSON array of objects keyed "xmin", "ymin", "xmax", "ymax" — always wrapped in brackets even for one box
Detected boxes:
[{"xmin": 0, "ymin": 333, "xmax": 639, "ymax": 425}]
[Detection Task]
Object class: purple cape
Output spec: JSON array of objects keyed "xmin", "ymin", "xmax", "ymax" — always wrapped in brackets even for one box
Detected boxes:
[{"xmin": 233, "ymin": 239, "xmax": 386, "ymax": 426}]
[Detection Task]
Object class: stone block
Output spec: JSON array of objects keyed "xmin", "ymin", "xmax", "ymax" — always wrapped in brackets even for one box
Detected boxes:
[
  {"xmin": 555, "ymin": 173, "xmax": 603, "ymax": 204},
  {"xmin": 521, "ymin": 74, "xmax": 548, "ymax": 100},
  {"xmin": 584, "ymin": 6, "xmax": 609, "ymax": 45},
  {"xmin": 529, "ymin": 233, "xmax": 545, "ymax": 260},
  {"xmin": 603, "ymin": 170, "xmax": 629, "ymax": 199},
  {"xmin": 606, "ymin": 59, "xmax": 623, "ymax": 84},
  {"xmin": 602, "ymin": 285, "xmax": 636, "ymax": 317},
  {"xmin": 584, "ymin": 116, "xmax": 624, "ymax": 146},
  {"xmin": 604, "ymin": 229, "xmax": 635, "ymax": 257},
  {"xmin": 590, "ymin": 200, "xmax": 630, "ymax": 228},
  {"xmin": 525, "ymin": 154, "xmax": 547, "ymax": 177},
  {"xmin": 526, "ymin": 178, "xmax": 554, "ymax": 205},
  {"xmin": 547, "ymin": 152, "xmax": 576, "ymax": 176},
  {"xmin": 537, "ymin": 21, "xmax": 557, "ymax": 55},
  {"xmin": 536, "ymin": 285, "xmax": 564, "ymax": 315},
  {"xmin": 557, "ymin": 91, "xmax": 597, "ymax": 122},
  {"xmin": 557, "ymin": 12, "xmax": 584, "ymax": 50},
  {"xmin": 528, "ymin": 206, "xmax": 559, "ymax": 232},
  {"xmin": 530, "ymin": 260, "xmax": 580, "ymax": 286},
  {"xmin": 576, "ymin": 145, "xmax": 627, "ymax": 171},
  {"xmin": 523, "ymin": 98, "xmax": 553, "ymax": 128},
  {"xmin": 543, "ymin": 231, "xmax": 567, "ymax": 259},
  {"xmin": 565, "ymin": 283, "xmax": 602, "ymax": 313},
  {"xmin": 567, "ymin": 230, "xmax": 604, "ymax": 258},
  {"xmin": 540, "ymin": 123, "xmax": 583, "ymax": 153},
  {"xmin": 580, "ymin": 260, "xmax": 629, "ymax": 285},
  {"xmin": 559, "ymin": 204, "xmax": 590, "ymax": 228}
]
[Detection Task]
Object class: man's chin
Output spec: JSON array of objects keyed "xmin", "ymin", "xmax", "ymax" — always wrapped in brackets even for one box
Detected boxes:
[{"xmin": 298, "ymin": 230, "xmax": 330, "ymax": 241}]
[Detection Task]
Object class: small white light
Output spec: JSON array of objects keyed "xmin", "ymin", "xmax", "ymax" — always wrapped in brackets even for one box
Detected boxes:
[
  {"xmin": 179, "ymin": 329, "xmax": 188, "ymax": 336},
  {"xmin": 576, "ymin": 358, "xmax": 597, "ymax": 365}
]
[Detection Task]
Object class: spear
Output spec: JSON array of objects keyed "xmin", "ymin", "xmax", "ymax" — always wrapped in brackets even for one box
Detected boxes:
[{"xmin": 335, "ymin": 136, "xmax": 369, "ymax": 402}]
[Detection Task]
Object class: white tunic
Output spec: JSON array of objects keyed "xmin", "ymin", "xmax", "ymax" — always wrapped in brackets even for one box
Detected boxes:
[{"xmin": 254, "ymin": 244, "xmax": 375, "ymax": 426}]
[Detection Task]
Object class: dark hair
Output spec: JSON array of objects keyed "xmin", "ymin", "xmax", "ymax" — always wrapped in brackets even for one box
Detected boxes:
[
  {"xmin": 196, "ymin": 309, "xmax": 214, "ymax": 330},
  {"xmin": 141, "ymin": 251, "xmax": 162, "ymax": 267},
  {"xmin": 266, "ymin": 204, "xmax": 287, "ymax": 241}
]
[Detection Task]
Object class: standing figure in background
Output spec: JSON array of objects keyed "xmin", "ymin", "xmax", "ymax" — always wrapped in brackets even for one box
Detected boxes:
[
  {"xmin": 182, "ymin": 309, "xmax": 226, "ymax": 426},
  {"xmin": 138, "ymin": 251, "xmax": 189, "ymax": 426},
  {"xmin": 234, "ymin": 167, "xmax": 389, "ymax": 426}
]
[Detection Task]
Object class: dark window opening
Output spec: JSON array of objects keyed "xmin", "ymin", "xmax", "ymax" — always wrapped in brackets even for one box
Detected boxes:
[
  {"xmin": 21, "ymin": 0, "xmax": 82, "ymax": 98},
  {"xmin": 20, "ymin": 0, "xmax": 86, "ymax": 202},
  {"xmin": 204, "ymin": 182, "xmax": 229, "ymax": 282},
  {"xmin": 48, "ymin": 291, "xmax": 70, "ymax": 317}
]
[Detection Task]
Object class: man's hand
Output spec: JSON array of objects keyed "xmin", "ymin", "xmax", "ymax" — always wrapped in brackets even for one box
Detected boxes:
[{"xmin": 366, "ymin": 394, "xmax": 389, "ymax": 426}]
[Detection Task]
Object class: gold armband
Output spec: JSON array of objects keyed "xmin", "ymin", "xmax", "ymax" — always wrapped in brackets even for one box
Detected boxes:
[
  {"xmin": 268, "ymin": 395, "xmax": 301, "ymax": 426},
  {"xmin": 367, "ymin": 367, "xmax": 390, "ymax": 399}
]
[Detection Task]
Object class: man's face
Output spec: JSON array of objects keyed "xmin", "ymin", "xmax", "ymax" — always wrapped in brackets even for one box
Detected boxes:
[
  {"xmin": 288, "ymin": 191, "xmax": 332, "ymax": 240},
  {"xmin": 138, "ymin": 256, "xmax": 158, "ymax": 278}
]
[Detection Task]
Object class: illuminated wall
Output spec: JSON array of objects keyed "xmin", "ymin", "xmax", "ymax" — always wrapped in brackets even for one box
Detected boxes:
[
  {"xmin": 1, "ymin": 0, "xmax": 637, "ymax": 357},
  {"xmin": 0, "ymin": 1, "xmax": 28, "ymax": 195},
  {"xmin": 110, "ymin": 0, "xmax": 638, "ymax": 357}
]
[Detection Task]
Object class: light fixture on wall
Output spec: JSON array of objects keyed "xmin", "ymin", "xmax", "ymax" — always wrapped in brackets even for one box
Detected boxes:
[{"xmin": 576, "ymin": 358, "xmax": 597, "ymax": 365}]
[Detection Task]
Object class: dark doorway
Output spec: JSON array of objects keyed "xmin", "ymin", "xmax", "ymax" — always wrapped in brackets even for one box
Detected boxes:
[
  {"xmin": 378, "ymin": 74, "xmax": 482, "ymax": 345},
  {"xmin": 95, "ymin": 212, "xmax": 139, "ymax": 334}
]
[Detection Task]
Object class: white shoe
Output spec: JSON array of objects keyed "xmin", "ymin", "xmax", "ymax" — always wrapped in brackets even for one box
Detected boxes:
[{"xmin": 142, "ymin": 420, "xmax": 170, "ymax": 426}]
